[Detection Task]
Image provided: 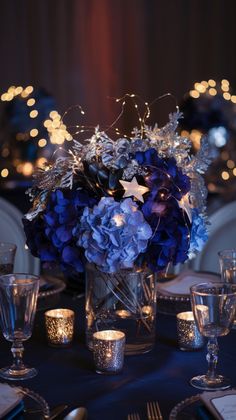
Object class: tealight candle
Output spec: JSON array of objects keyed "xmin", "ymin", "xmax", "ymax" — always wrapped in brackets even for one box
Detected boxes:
[
  {"xmin": 45, "ymin": 308, "xmax": 75, "ymax": 347},
  {"xmin": 176, "ymin": 311, "xmax": 204, "ymax": 351},
  {"xmin": 93, "ymin": 330, "xmax": 125, "ymax": 374}
]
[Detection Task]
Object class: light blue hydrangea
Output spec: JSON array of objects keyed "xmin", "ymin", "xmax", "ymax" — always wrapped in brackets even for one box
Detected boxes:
[
  {"xmin": 188, "ymin": 209, "xmax": 208, "ymax": 257},
  {"xmin": 76, "ymin": 197, "xmax": 152, "ymax": 272}
]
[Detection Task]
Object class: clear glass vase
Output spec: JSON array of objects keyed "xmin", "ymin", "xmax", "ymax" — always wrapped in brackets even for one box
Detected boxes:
[{"xmin": 85, "ymin": 264, "xmax": 157, "ymax": 355}]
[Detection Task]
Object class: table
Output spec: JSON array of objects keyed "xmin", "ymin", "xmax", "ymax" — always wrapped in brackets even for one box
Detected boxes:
[{"xmin": 1, "ymin": 292, "xmax": 236, "ymax": 420}]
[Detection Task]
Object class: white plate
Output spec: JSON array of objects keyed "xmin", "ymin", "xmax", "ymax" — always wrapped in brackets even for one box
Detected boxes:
[
  {"xmin": 156, "ymin": 270, "xmax": 220, "ymax": 315},
  {"xmin": 157, "ymin": 270, "xmax": 220, "ymax": 297}
]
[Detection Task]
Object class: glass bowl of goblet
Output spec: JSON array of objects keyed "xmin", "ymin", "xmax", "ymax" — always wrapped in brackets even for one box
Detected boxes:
[{"xmin": 0, "ymin": 273, "xmax": 39, "ymax": 380}]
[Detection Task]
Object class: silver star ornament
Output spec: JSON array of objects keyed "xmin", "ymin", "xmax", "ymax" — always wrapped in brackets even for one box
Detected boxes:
[{"xmin": 119, "ymin": 177, "xmax": 149, "ymax": 203}]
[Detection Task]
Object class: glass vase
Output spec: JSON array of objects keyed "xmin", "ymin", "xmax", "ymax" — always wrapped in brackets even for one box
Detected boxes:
[{"xmin": 85, "ymin": 264, "xmax": 157, "ymax": 355}]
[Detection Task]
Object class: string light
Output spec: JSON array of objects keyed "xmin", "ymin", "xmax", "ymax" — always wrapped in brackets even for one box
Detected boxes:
[
  {"xmin": 38, "ymin": 138, "xmax": 47, "ymax": 148},
  {"xmin": 27, "ymin": 98, "xmax": 35, "ymax": 106},
  {"xmin": 195, "ymin": 83, "xmax": 206, "ymax": 93},
  {"xmin": 221, "ymin": 171, "xmax": 230, "ymax": 180},
  {"xmin": 21, "ymin": 90, "xmax": 30, "ymax": 98},
  {"xmin": 226, "ymin": 160, "xmax": 235, "ymax": 169},
  {"xmin": 209, "ymin": 88, "xmax": 217, "ymax": 96},
  {"xmin": 30, "ymin": 129, "xmax": 38, "ymax": 137},
  {"xmin": 25, "ymin": 86, "xmax": 34, "ymax": 94},
  {"xmin": 15, "ymin": 86, "xmax": 23, "ymax": 95},
  {"xmin": 223, "ymin": 92, "xmax": 231, "ymax": 100},
  {"xmin": 30, "ymin": 110, "xmax": 38, "ymax": 118},
  {"xmin": 49, "ymin": 111, "xmax": 59, "ymax": 119},
  {"xmin": 189, "ymin": 129, "xmax": 202, "ymax": 150},
  {"xmin": 110, "ymin": 93, "xmax": 151, "ymax": 137},
  {"xmin": 46, "ymin": 114, "xmax": 72, "ymax": 144},
  {"xmin": 190, "ymin": 90, "xmax": 200, "ymax": 98},
  {"xmin": 208, "ymin": 79, "xmax": 216, "ymax": 87},
  {"xmin": 1, "ymin": 168, "xmax": 9, "ymax": 178},
  {"xmin": 22, "ymin": 162, "xmax": 34, "ymax": 176},
  {"xmin": 188, "ymin": 79, "xmax": 236, "ymax": 104},
  {"xmin": 221, "ymin": 84, "xmax": 229, "ymax": 92},
  {"xmin": 112, "ymin": 214, "xmax": 125, "ymax": 227}
]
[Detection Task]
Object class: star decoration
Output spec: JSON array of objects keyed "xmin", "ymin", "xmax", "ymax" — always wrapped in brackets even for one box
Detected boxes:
[
  {"xmin": 178, "ymin": 193, "xmax": 192, "ymax": 222},
  {"xmin": 119, "ymin": 177, "xmax": 149, "ymax": 203}
]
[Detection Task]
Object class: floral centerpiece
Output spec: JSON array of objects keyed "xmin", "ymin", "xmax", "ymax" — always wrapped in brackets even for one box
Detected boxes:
[{"xmin": 23, "ymin": 95, "xmax": 211, "ymax": 354}]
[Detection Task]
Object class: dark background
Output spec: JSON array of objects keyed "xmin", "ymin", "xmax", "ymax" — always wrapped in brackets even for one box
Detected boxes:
[{"xmin": 1, "ymin": 0, "xmax": 236, "ymax": 124}]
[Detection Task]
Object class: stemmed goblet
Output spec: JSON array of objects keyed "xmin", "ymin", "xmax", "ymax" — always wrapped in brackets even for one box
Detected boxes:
[
  {"xmin": 0, "ymin": 273, "xmax": 39, "ymax": 380},
  {"xmin": 190, "ymin": 282, "xmax": 236, "ymax": 390}
]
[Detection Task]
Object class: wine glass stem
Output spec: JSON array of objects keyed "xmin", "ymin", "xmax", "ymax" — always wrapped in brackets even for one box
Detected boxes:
[
  {"xmin": 206, "ymin": 337, "xmax": 219, "ymax": 380},
  {"xmin": 11, "ymin": 340, "xmax": 25, "ymax": 371}
]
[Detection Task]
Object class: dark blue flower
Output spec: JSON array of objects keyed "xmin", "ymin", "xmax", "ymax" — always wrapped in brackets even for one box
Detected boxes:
[
  {"xmin": 136, "ymin": 197, "xmax": 190, "ymax": 272},
  {"xmin": 23, "ymin": 188, "xmax": 97, "ymax": 274},
  {"xmin": 132, "ymin": 148, "xmax": 192, "ymax": 272},
  {"xmin": 135, "ymin": 148, "xmax": 191, "ymax": 200}
]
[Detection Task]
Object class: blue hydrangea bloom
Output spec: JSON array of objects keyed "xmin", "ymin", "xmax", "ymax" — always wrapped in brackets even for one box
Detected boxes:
[
  {"xmin": 23, "ymin": 188, "xmax": 97, "ymax": 274},
  {"xmin": 188, "ymin": 209, "xmax": 208, "ymax": 256},
  {"xmin": 75, "ymin": 197, "xmax": 152, "ymax": 273}
]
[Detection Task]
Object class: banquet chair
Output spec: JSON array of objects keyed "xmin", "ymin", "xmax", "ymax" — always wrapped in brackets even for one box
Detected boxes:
[
  {"xmin": 189, "ymin": 200, "xmax": 236, "ymax": 274},
  {"xmin": 0, "ymin": 197, "xmax": 40, "ymax": 274}
]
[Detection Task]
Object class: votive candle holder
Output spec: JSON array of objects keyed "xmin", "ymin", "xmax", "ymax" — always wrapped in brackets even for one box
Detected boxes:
[
  {"xmin": 45, "ymin": 308, "xmax": 75, "ymax": 347},
  {"xmin": 177, "ymin": 311, "xmax": 204, "ymax": 351},
  {"xmin": 93, "ymin": 330, "xmax": 125, "ymax": 374}
]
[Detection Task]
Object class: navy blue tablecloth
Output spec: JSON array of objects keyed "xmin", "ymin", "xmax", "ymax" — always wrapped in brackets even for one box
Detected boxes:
[{"xmin": 1, "ymin": 292, "xmax": 236, "ymax": 420}]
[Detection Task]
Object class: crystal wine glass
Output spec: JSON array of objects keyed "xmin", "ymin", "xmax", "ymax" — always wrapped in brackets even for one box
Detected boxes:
[
  {"xmin": 0, "ymin": 273, "xmax": 39, "ymax": 380},
  {"xmin": 0, "ymin": 242, "xmax": 17, "ymax": 275},
  {"xmin": 190, "ymin": 282, "xmax": 236, "ymax": 390},
  {"xmin": 218, "ymin": 249, "xmax": 236, "ymax": 284}
]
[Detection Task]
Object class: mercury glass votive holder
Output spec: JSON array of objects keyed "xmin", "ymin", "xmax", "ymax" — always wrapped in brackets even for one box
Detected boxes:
[
  {"xmin": 45, "ymin": 308, "xmax": 75, "ymax": 347},
  {"xmin": 93, "ymin": 330, "xmax": 126, "ymax": 374},
  {"xmin": 176, "ymin": 311, "xmax": 204, "ymax": 351}
]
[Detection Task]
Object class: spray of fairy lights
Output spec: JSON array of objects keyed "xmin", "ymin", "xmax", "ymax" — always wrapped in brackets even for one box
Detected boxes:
[
  {"xmin": 0, "ymin": 85, "xmax": 72, "ymax": 179},
  {"xmin": 183, "ymin": 79, "xmax": 236, "ymax": 188}
]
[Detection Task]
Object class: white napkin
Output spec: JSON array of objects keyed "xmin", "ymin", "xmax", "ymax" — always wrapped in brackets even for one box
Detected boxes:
[
  {"xmin": 201, "ymin": 389, "xmax": 236, "ymax": 420},
  {"xmin": 157, "ymin": 270, "xmax": 219, "ymax": 296},
  {"xmin": 0, "ymin": 383, "xmax": 22, "ymax": 418}
]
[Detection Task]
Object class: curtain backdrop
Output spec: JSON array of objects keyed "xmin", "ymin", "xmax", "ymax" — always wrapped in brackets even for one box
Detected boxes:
[{"xmin": 1, "ymin": 0, "xmax": 236, "ymax": 127}]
